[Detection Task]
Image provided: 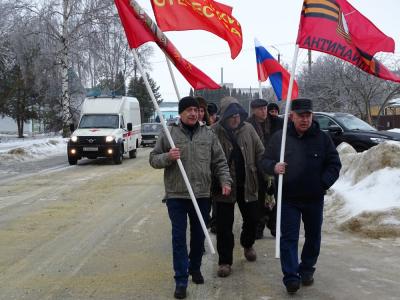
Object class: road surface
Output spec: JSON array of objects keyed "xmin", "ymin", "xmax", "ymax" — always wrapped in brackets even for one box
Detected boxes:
[{"xmin": 0, "ymin": 148, "xmax": 399, "ymax": 299}]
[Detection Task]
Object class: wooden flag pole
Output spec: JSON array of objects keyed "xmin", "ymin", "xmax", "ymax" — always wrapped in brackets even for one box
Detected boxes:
[
  {"xmin": 275, "ymin": 45, "xmax": 300, "ymax": 259},
  {"xmin": 131, "ymin": 48, "xmax": 216, "ymax": 255}
]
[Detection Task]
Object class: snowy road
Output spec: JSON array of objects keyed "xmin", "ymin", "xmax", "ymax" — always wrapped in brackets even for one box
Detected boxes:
[{"xmin": 0, "ymin": 148, "xmax": 399, "ymax": 299}]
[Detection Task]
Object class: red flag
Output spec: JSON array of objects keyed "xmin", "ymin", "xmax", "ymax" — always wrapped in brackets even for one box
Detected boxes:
[
  {"xmin": 150, "ymin": 0, "xmax": 242, "ymax": 59},
  {"xmin": 114, "ymin": 0, "xmax": 220, "ymax": 90},
  {"xmin": 296, "ymin": 0, "xmax": 400, "ymax": 83}
]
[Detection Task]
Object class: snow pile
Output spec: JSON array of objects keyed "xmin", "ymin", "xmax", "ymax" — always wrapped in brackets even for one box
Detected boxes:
[
  {"xmin": 327, "ymin": 141, "xmax": 400, "ymax": 238},
  {"xmin": 0, "ymin": 136, "xmax": 67, "ymax": 162}
]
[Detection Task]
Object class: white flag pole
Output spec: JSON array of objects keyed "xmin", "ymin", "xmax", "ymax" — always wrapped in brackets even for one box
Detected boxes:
[
  {"xmin": 165, "ymin": 55, "xmax": 181, "ymax": 101},
  {"xmin": 258, "ymin": 80, "xmax": 263, "ymax": 99},
  {"xmin": 275, "ymin": 45, "xmax": 300, "ymax": 259},
  {"xmin": 132, "ymin": 48, "xmax": 215, "ymax": 254}
]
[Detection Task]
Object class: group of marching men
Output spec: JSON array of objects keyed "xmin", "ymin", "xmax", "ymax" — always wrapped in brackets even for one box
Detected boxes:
[{"xmin": 149, "ymin": 95, "xmax": 341, "ymax": 298}]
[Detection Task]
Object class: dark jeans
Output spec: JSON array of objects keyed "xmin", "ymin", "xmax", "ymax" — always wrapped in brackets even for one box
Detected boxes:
[
  {"xmin": 166, "ymin": 198, "xmax": 211, "ymax": 287},
  {"xmin": 216, "ymin": 187, "xmax": 258, "ymax": 265},
  {"xmin": 280, "ymin": 199, "xmax": 324, "ymax": 285}
]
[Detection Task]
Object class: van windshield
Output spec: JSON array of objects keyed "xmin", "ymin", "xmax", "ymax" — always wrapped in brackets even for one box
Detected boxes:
[{"xmin": 79, "ymin": 114, "xmax": 119, "ymax": 129}]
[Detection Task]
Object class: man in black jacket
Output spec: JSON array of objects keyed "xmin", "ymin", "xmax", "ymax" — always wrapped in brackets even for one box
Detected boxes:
[{"xmin": 262, "ymin": 98, "xmax": 341, "ymax": 295}]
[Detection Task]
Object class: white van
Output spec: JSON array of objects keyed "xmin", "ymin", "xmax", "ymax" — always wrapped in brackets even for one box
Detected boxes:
[{"xmin": 67, "ymin": 96, "xmax": 141, "ymax": 165}]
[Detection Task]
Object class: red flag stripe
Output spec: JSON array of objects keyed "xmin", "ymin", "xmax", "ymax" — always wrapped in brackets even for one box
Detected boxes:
[{"xmin": 115, "ymin": 0, "xmax": 220, "ymax": 90}]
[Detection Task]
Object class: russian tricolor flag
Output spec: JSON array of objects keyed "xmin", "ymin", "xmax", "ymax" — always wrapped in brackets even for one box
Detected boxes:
[{"xmin": 255, "ymin": 39, "xmax": 298, "ymax": 101}]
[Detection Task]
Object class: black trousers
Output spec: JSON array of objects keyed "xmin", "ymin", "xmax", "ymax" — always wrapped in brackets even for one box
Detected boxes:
[{"xmin": 216, "ymin": 186, "xmax": 258, "ymax": 265}]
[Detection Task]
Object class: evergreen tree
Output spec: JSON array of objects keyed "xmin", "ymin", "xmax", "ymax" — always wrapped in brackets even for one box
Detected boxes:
[
  {"xmin": 128, "ymin": 74, "xmax": 162, "ymax": 122},
  {"xmin": 114, "ymin": 71, "xmax": 126, "ymax": 96},
  {"xmin": 2, "ymin": 64, "xmax": 38, "ymax": 137}
]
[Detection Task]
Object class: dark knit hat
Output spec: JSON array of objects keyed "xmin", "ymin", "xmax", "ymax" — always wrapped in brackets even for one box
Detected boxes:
[
  {"xmin": 178, "ymin": 96, "xmax": 199, "ymax": 114},
  {"xmin": 291, "ymin": 98, "xmax": 313, "ymax": 113},
  {"xmin": 267, "ymin": 102, "xmax": 280, "ymax": 113},
  {"xmin": 207, "ymin": 103, "xmax": 218, "ymax": 115},
  {"xmin": 251, "ymin": 98, "xmax": 268, "ymax": 109}
]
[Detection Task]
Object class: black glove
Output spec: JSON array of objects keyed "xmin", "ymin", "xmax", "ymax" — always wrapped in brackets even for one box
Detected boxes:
[{"xmin": 267, "ymin": 183, "xmax": 275, "ymax": 196}]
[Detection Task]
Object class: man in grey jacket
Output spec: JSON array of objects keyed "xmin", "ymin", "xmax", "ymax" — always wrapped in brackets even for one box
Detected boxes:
[{"xmin": 149, "ymin": 96, "xmax": 231, "ymax": 299}]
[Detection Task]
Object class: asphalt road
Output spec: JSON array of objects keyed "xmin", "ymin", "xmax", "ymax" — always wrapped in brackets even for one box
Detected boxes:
[{"xmin": 0, "ymin": 148, "xmax": 399, "ymax": 299}]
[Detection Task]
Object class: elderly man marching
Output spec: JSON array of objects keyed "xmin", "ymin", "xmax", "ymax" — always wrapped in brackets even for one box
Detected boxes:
[
  {"xmin": 149, "ymin": 96, "xmax": 232, "ymax": 299},
  {"xmin": 246, "ymin": 98, "xmax": 276, "ymax": 239},
  {"xmin": 211, "ymin": 96, "xmax": 265, "ymax": 277},
  {"xmin": 262, "ymin": 98, "xmax": 341, "ymax": 294}
]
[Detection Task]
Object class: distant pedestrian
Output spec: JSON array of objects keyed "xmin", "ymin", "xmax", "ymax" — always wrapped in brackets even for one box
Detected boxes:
[
  {"xmin": 267, "ymin": 102, "xmax": 283, "ymax": 135},
  {"xmin": 195, "ymin": 96, "xmax": 211, "ymax": 126},
  {"xmin": 262, "ymin": 98, "xmax": 341, "ymax": 294},
  {"xmin": 211, "ymin": 96, "xmax": 264, "ymax": 278},
  {"xmin": 149, "ymin": 96, "xmax": 232, "ymax": 299},
  {"xmin": 207, "ymin": 102, "xmax": 219, "ymax": 125}
]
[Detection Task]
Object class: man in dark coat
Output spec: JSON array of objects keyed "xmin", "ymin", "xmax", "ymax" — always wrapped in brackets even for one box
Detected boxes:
[
  {"xmin": 262, "ymin": 98, "xmax": 341, "ymax": 294},
  {"xmin": 246, "ymin": 99, "xmax": 273, "ymax": 239},
  {"xmin": 267, "ymin": 102, "xmax": 284, "ymax": 135}
]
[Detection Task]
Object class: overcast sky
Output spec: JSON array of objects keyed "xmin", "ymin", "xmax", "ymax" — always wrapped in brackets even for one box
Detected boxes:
[{"xmin": 137, "ymin": 0, "xmax": 400, "ymax": 102}]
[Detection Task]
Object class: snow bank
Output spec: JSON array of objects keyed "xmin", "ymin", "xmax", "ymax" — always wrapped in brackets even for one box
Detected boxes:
[
  {"xmin": 326, "ymin": 141, "xmax": 400, "ymax": 238},
  {"xmin": 0, "ymin": 136, "xmax": 67, "ymax": 162}
]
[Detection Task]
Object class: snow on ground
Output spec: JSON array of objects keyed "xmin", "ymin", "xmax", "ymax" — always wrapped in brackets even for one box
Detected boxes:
[
  {"xmin": 326, "ymin": 141, "xmax": 400, "ymax": 238},
  {"xmin": 0, "ymin": 134, "xmax": 67, "ymax": 162}
]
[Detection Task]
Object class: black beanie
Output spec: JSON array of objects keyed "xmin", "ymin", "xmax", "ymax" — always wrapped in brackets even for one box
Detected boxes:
[
  {"xmin": 178, "ymin": 96, "xmax": 199, "ymax": 114},
  {"xmin": 267, "ymin": 102, "xmax": 280, "ymax": 113}
]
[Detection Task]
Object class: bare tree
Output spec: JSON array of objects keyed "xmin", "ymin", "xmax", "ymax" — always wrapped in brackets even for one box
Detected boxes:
[{"xmin": 298, "ymin": 55, "xmax": 400, "ymax": 123}]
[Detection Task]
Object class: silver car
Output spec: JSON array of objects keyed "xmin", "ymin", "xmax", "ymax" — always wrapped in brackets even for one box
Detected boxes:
[{"xmin": 141, "ymin": 123, "xmax": 163, "ymax": 147}]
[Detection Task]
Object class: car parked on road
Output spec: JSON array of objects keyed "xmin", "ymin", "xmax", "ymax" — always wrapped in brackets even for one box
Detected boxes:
[
  {"xmin": 141, "ymin": 123, "xmax": 162, "ymax": 147},
  {"xmin": 313, "ymin": 112, "xmax": 400, "ymax": 152}
]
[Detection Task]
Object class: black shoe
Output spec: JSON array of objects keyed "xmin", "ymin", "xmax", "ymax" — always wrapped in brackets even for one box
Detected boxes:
[
  {"xmin": 301, "ymin": 274, "xmax": 314, "ymax": 286},
  {"xmin": 174, "ymin": 286, "xmax": 187, "ymax": 299},
  {"xmin": 190, "ymin": 270, "xmax": 204, "ymax": 284},
  {"xmin": 286, "ymin": 281, "xmax": 300, "ymax": 294}
]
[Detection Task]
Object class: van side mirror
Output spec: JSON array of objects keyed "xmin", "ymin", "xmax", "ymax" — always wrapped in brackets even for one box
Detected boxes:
[
  {"xmin": 127, "ymin": 123, "xmax": 132, "ymax": 131},
  {"xmin": 69, "ymin": 123, "xmax": 75, "ymax": 133},
  {"xmin": 328, "ymin": 124, "xmax": 342, "ymax": 133}
]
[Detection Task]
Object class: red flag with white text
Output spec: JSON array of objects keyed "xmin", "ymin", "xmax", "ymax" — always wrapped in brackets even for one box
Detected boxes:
[
  {"xmin": 151, "ymin": 0, "xmax": 242, "ymax": 59},
  {"xmin": 114, "ymin": 0, "xmax": 220, "ymax": 90}
]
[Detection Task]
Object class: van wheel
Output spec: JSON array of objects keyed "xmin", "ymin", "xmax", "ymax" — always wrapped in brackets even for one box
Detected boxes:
[
  {"xmin": 129, "ymin": 149, "xmax": 137, "ymax": 159},
  {"xmin": 113, "ymin": 146, "xmax": 123, "ymax": 164},
  {"xmin": 68, "ymin": 156, "xmax": 78, "ymax": 165}
]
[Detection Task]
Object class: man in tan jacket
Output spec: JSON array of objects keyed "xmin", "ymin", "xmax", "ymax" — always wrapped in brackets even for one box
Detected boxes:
[{"xmin": 150, "ymin": 96, "xmax": 231, "ymax": 299}]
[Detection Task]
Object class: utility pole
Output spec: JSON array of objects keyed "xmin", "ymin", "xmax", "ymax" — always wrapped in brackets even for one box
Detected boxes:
[{"xmin": 271, "ymin": 45, "xmax": 281, "ymax": 63}]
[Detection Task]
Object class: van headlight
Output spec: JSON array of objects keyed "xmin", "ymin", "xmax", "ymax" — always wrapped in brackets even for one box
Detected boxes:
[
  {"xmin": 370, "ymin": 137, "xmax": 387, "ymax": 144},
  {"xmin": 70, "ymin": 136, "xmax": 78, "ymax": 142},
  {"xmin": 105, "ymin": 135, "xmax": 115, "ymax": 142}
]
